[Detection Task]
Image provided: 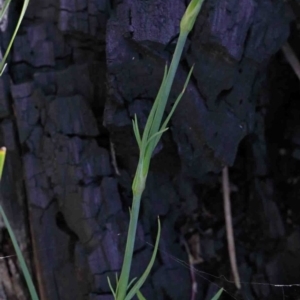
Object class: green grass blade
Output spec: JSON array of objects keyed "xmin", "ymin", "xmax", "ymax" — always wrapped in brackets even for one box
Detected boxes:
[
  {"xmin": 0, "ymin": 63, "xmax": 7, "ymax": 75},
  {"xmin": 116, "ymin": 194, "xmax": 143, "ymax": 299},
  {"xmin": 211, "ymin": 288, "xmax": 223, "ymax": 300},
  {"xmin": 136, "ymin": 290, "xmax": 146, "ymax": 300},
  {"xmin": 0, "ymin": 0, "xmax": 11, "ymax": 21},
  {"xmin": 0, "ymin": 206, "xmax": 40, "ymax": 300},
  {"xmin": 132, "ymin": 115, "xmax": 141, "ymax": 149},
  {"xmin": 107, "ymin": 276, "xmax": 117, "ymax": 299},
  {"xmin": 150, "ymin": 65, "xmax": 194, "ymax": 154},
  {"xmin": 0, "ymin": 148, "xmax": 39, "ymax": 300},
  {"xmin": 143, "ymin": 33, "xmax": 189, "ymax": 164},
  {"xmin": 146, "ymin": 127, "xmax": 169, "ymax": 150},
  {"xmin": 124, "ymin": 217, "xmax": 161, "ymax": 300},
  {"xmin": 140, "ymin": 64, "xmax": 168, "ymax": 148},
  {"xmin": 141, "ymin": 127, "xmax": 169, "ymax": 173},
  {"xmin": 0, "ymin": 147, "xmax": 6, "ymax": 179},
  {"xmin": 180, "ymin": 0, "xmax": 205, "ymax": 34},
  {"xmin": 144, "ymin": 32, "xmax": 187, "ymax": 147},
  {"xmin": 126, "ymin": 277, "xmax": 137, "ymax": 291},
  {"xmin": 0, "ymin": 0, "xmax": 31, "ymax": 75},
  {"xmin": 117, "ymin": 2, "xmax": 203, "ymax": 299},
  {"xmin": 159, "ymin": 65, "xmax": 194, "ymax": 133}
]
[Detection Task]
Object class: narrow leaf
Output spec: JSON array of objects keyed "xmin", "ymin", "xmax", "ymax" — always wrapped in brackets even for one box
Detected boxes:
[
  {"xmin": 0, "ymin": 147, "xmax": 6, "ymax": 179},
  {"xmin": 136, "ymin": 290, "xmax": 147, "ymax": 300},
  {"xmin": 147, "ymin": 63, "xmax": 169, "ymax": 135},
  {"xmin": 161, "ymin": 65, "xmax": 194, "ymax": 132},
  {"xmin": 141, "ymin": 64, "xmax": 168, "ymax": 147},
  {"xmin": 107, "ymin": 276, "xmax": 117, "ymax": 299},
  {"xmin": 127, "ymin": 277, "xmax": 137, "ymax": 291},
  {"xmin": 0, "ymin": 206, "xmax": 40, "ymax": 300},
  {"xmin": 0, "ymin": 0, "xmax": 11, "ymax": 21},
  {"xmin": 148, "ymin": 65, "xmax": 194, "ymax": 155},
  {"xmin": 0, "ymin": 0, "xmax": 31, "ymax": 75},
  {"xmin": 132, "ymin": 114, "xmax": 141, "ymax": 149},
  {"xmin": 0, "ymin": 63, "xmax": 7, "ymax": 76},
  {"xmin": 140, "ymin": 127, "xmax": 169, "ymax": 176},
  {"xmin": 146, "ymin": 127, "xmax": 169, "ymax": 149},
  {"xmin": 180, "ymin": 0, "xmax": 205, "ymax": 33},
  {"xmin": 124, "ymin": 217, "xmax": 161, "ymax": 300},
  {"xmin": 145, "ymin": 33, "xmax": 187, "ymax": 146},
  {"xmin": 142, "ymin": 127, "xmax": 169, "ymax": 173},
  {"xmin": 0, "ymin": 150, "xmax": 39, "ymax": 300},
  {"xmin": 211, "ymin": 288, "xmax": 223, "ymax": 300}
]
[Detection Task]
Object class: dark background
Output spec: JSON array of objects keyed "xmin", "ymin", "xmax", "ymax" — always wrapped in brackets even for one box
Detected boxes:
[{"xmin": 0, "ymin": 0, "xmax": 299, "ymax": 299}]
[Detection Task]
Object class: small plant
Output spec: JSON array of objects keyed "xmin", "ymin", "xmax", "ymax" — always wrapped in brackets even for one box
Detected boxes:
[
  {"xmin": 211, "ymin": 289, "xmax": 223, "ymax": 300},
  {"xmin": 0, "ymin": 148, "xmax": 39, "ymax": 300},
  {"xmin": 0, "ymin": 0, "xmax": 223, "ymax": 299},
  {"xmin": 0, "ymin": 1, "xmax": 40, "ymax": 299},
  {"xmin": 0, "ymin": 0, "xmax": 30, "ymax": 74},
  {"xmin": 108, "ymin": 1, "xmax": 223, "ymax": 300}
]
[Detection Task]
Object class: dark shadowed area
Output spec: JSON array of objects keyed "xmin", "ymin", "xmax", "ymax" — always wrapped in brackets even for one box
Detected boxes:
[{"xmin": 0, "ymin": 0, "xmax": 299, "ymax": 299}]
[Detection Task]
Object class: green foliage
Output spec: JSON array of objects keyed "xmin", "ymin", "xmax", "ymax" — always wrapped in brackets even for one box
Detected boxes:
[
  {"xmin": 0, "ymin": 1, "xmax": 223, "ymax": 300},
  {"xmin": 0, "ymin": 147, "xmax": 5, "ymax": 178},
  {"xmin": 0, "ymin": 148, "xmax": 39, "ymax": 300},
  {"xmin": 0, "ymin": 1, "xmax": 40, "ymax": 299},
  {"xmin": 136, "ymin": 290, "xmax": 146, "ymax": 300},
  {"xmin": 211, "ymin": 288, "xmax": 223, "ymax": 300},
  {"xmin": 0, "ymin": 0, "xmax": 11, "ymax": 21},
  {"xmin": 0, "ymin": 0, "xmax": 31, "ymax": 75},
  {"xmin": 108, "ymin": 1, "xmax": 210, "ymax": 300},
  {"xmin": 180, "ymin": 0, "xmax": 205, "ymax": 33}
]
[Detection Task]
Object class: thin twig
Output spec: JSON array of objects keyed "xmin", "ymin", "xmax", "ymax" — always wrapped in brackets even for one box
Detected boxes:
[
  {"xmin": 222, "ymin": 166, "xmax": 241, "ymax": 289},
  {"xmin": 281, "ymin": 43, "xmax": 300, "ymax": 81},
  {"xmin": 182, "ymin": 237, "xmax": 198, "ymax": 300}
]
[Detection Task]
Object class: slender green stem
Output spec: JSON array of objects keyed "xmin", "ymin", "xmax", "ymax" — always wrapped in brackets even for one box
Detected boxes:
[
  {"xmin": 115, "ymin": 30, "xmax": 189, "ymax": 300},
  {"xmin": 112, "ymin": 2, "xmax": 206, "ymax": 298},
  {"xmin": 0, "ymin": 0, "xmax": 31, "ymax": 75},
  {"xmin": 0, "ymin": 148, "xmax": 39, "ymax": 300},
  {"xmin": 0, "ymin": 0, "xmax": 11, "ymax": 21},
  {"xmin": 145, "ymin": 31, "xmax": 188, "ymax": 162},
  {"xmin": 116, "ymin": 191, "xmax": 143, "ymax": 299}
]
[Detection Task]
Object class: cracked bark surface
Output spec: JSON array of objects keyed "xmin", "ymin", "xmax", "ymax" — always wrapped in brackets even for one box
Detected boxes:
[{"xmin": 0, "ymin": 0, "xmax": 295, "ymax": 299}]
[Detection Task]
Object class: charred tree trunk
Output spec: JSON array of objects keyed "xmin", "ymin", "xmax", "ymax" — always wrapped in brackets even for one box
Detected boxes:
[{"xmin": 0, "ymin": 0, "xmax": 294, "ymax": 300}]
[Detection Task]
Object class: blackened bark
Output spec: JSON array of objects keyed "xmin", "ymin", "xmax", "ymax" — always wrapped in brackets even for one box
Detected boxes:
[{"xmin": 0, "ymin": 0, "xmax": 294, "ymax": 300}]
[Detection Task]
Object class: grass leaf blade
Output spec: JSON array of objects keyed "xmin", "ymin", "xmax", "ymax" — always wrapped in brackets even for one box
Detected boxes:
[
  {"xmin": 0, "ymin": 0, "xmax": 31, "ymax": 75},
  {"xmin": 0, "ymin": 147, "xmax": 6, "ymax": 179},
  {"xmin": 127, "ymin": 277, "xmax": 137, "ymax": 291},
  {"xmin": 160, "ymin": 65, "xmax": 194, "ymax": 132},
  {"xmin": 150, "ymin": 65, "xmax": 194, "ymax": 154},
  {"xmin": 211, "ymin": 288, "xmax": 223, "ymax": 300},
  {"xmin": 141, "ymin": 64, "xmax": 168, "ymax": 147},
  {"xmin": 136, "ymin": 290, "xmax": 147, "ymax": 300},
  {"xmin": 0, "ymin": 206, "xmax": 40, "ymax": 300},
  {"xmin": 124, "ymin": 217, "xmax": 161, "ymax": 300},
  {"xmin": 0, "ymin": 0, "xmax": 11, "ymax": 22},
  {"xmin": 132, "ymin": 114, "xmax": 141, "ymax": 149},
  {"xmin": 0, "ymin": 147, "xmax": 39, "ymax": 300},
  {"xmin": 107, "ymin": 276, "xmax": 117, "ymax": 299}
]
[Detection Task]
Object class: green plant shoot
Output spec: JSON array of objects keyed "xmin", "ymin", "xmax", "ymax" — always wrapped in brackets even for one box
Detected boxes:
[
  {"xmin": 108, "ymin": 1, "xmax": 207, "ymax": 299},
  {"xmin": 0, "ymin": 0, "xmax": 31, "ymax": 75},
  {"xmin": 211, "ymin": 288, "xmax": 223, "ymax": 300},
  {"xmin": 180, "ymin": 0, "xmax": 205, "ymax": 33},
  {"xmin": 0, "ymin": 148, "xmax": 39, "ymax": 300},
  {"xmin": 0, "ymin": 1, "xmax": 39, "ymax": 299},
  {"xmin": 0, "ymin": 1, "xmax": 223, "ymax": 300}
]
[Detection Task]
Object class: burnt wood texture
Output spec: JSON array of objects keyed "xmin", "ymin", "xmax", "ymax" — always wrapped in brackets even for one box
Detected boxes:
[{"xmin": 0, "ymin": 0, "xmax": 295, "ymax": 300}]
